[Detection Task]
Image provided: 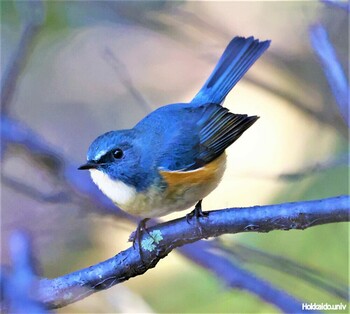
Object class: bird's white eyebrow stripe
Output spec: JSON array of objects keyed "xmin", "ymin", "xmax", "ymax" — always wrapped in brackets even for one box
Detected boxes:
[{"xmin": 94, "ymin": 149, "xmax": 108, "ymax": 161}]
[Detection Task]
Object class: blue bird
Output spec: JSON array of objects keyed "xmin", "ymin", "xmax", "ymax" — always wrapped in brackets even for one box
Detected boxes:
[{"xmin": 79, "ymin": 36, "xmax": 270, "ymax": 222}]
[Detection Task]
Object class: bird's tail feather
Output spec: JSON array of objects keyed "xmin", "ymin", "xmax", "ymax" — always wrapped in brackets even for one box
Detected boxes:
[{"xmin": 192, "ymin": 36, "xmax": 270, "ymax": 105}]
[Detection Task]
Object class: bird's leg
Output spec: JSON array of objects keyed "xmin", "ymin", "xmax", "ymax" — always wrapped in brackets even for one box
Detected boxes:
[
  {"xmin": 186, "ymin": 200, "xmax": 208, "ymax": 223},
  {"xmin": 186, "ymin": 200, "xmax": 208, "ymax": 235},
  {"xmin": 132, "ymin": 218, "xmax": 150, "ymax": 261}
]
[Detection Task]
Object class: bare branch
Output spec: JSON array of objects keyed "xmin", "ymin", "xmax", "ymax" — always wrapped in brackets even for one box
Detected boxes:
[
  {"xmin": 179, "ymin": 241, "xmax": 309, "ymax": 314},
  {"xmin": 1, "ymin": 1, "xmax": 45, "ymax": 115},
  {"xmin": 103, "ymin": 48, "xmax": 152, "ymax": 113},
  {"xmin": 1, "ymin": 174, "xmax": 71, "ymax": 204},
  {"xmin": 321, "ymin": 0, "xmax": 350, "ymax": 12},
  {"xmin": 221, "ymin": 243, "xmax": 348, "ymax": 300},
  {"xmin": 1, "ymin": 115, "xmax": 131, "ymax": 219},
  {"xmin": 309, "ymin": 25, "xmax": 349, "ymax": 126},
  {"xmin": 278, "ymin": 152, "xmax": 349, "ymax": 181},
  {"xmin": 2, "ymin": 231, "xmax": 49, "ymax": 314},
  {"xmin": 37, "ymin": 195, "xmax": 349, "ymax": 309},
  {"xmin": 244, "ymin": 76, "xmax": 348, "ymax": 137}
]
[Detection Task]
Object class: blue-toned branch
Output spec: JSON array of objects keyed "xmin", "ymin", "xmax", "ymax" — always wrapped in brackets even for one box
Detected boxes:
[
  {"xmin": 179, "ymin": 241, "xmax": 312, "ymax": 314},
  {"xmin": 1, "ymin": 116, "xmax": 131, "ymax": 219},
  {"xmin": 309, "ymin": 25, "xmax": 349, "ymax": 126},
  {"xmin": 37, "ymin": 195, "xmax": 349, "ymax": 309},
  {"xmin": 321, "ymin": 0, "xmax": 350, "ymax": 12},
  {"xmin": 1, "ymin": 1, "xmax": 45, "ymax": 115},
  {"xmin": 2, "ymin": 231, "xmax": 49, "ymax": 314}
]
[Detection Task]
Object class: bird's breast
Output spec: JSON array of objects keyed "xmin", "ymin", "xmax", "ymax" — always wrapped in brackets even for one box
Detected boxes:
[{"xmin": 89, "ymin": 153, "xmax": 226, "ymax": 218}]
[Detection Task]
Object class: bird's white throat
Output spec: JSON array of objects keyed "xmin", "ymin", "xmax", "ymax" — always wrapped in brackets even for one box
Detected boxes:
[{"xmin": 89, "ymin": 169, "xmax": 136, "ymax": 206}]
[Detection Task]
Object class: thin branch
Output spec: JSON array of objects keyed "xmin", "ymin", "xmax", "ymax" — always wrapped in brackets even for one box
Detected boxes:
[
  {"xmin": 179, "ymin": 241, "xmax": 311, "ymax": 314},
  {"xmin": 1, "ymin": 1, "xmax": 45, "ymax": 115},
  {"xmin": 1, "ymin": 115, "xmax": 131, "ymax": 219},
  {"xmin": 222, "ymin": 243, "xmax": 348, "ymax": 300},
  {"xmin": 244, "ymin": 76, "xmax": 348, "ymax": 137},
  {"xmin": 37, "ymin": 195, "xmax": 349, "ymax": 309},
  {"xmin": 2, "ymin": 231, "xmax": 49, "ymax": 314},
  {"xmin": 278, "ymin": 152, "xmax": 349, "ymax": 181},
  {"xmin": 1, "ymin": 174, "xmax": 71, "ymax": 204},
  {"xmin": 309, "ymin": 25, "xmax": 349, "ymax": 126},
  {"xmin": 103, "ymin": 48, "xmax": 152, "ymax": 113},
  {"xmin": 321, "ymin": 0, "xmax": 350, "ymax": 12}
]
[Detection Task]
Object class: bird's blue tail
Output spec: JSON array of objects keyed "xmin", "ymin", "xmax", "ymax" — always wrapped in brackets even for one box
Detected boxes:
[{"xmin": 192, "ymin": 36, "xmax": 270, "ymax": 105}]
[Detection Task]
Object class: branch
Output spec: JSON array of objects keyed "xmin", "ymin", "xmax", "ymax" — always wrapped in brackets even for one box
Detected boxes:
[
  {"xmin": 245, "ymin": 75, "xmax": 348, "ymax": 137},
  {"xmin": 37, "ymin": 195, "xmax": 349, "ymax": 309},
  {"xmin": 2, "ymin": 231, "xmax": 49, "ymax": 314},
  {"xmin": 321, "ymin": 0, "xmax": 350, "ymax": 12},
  {"xmin": 1, "ymin": 1, "xmax": 45, "ymax": 115},
  {"xmin": 278, "ymin": 152, "xmax": 349, "ymax": 181},
  {"xmin": 309, "ymin": 25, "xmax": 349, "ymax": 126},
  {"xmin": 1, "ymin": 115, "xmax": 131, "ymax": 219},
  {"xmin": 179, "ymin": 242, "xmax": 312, "ymax": 314},
  {"xmin": 103, "ymin": 48, "xmax": 152, "ymax": 113},
  {"xmin": 224, "ymin": 243, "xmax": 348, "ymax": 300}
]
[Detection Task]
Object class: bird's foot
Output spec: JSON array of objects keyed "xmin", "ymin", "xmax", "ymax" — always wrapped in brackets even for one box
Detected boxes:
[
  {"xmin": 186, "ymin": 200, "xmax": 208, "ymax": 221},
  {"xmin": 186, "ymin": 200, "xmax": 208, "ymax": 235},
  {"xmin": 130, "ymin": 218, "xmax": 150, "ymax": 262}
]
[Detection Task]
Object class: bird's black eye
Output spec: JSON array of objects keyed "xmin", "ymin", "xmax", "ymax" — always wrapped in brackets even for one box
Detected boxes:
[{"xmin": 112, "ymin": 148, "xmax": 123, "ymax": 159}]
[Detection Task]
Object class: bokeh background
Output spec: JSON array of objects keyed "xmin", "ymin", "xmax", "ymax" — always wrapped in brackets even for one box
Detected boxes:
[{"xmin": 1, "ymin": 1, "xmax": 348, "ymax": 313}]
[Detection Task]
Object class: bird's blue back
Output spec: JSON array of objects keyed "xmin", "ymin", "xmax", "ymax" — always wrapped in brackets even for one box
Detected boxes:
[{"xmin": 135, "ymin": 103, "xmax": 210, "ymax": 170}]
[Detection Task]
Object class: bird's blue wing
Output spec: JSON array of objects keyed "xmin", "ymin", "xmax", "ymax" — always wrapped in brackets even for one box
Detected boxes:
[
  {"xmin": 194, "ymin": 104, "xmax": 258, "ymax": 168},
  {"xmin": 192, "ymin": 36, "xmax": 270, "ymax": 105},
  {"xmin": 142, "ymin": 103, "xmax": 258, "ymax": 171}
]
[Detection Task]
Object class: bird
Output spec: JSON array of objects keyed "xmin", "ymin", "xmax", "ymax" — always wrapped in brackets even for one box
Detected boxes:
[{"xmin": 79, "ymin": 36, "xmax": 270, "ymax": 233}]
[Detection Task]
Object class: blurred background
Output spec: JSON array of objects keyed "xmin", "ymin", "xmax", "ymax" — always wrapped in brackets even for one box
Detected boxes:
[{"xmin": 1, "ymin": 1, "xmax": 349, "ymax": 313}]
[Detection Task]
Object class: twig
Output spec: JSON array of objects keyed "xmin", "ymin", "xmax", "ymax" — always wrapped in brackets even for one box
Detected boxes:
[
  {"xmin": 321, "ymin": 0, "xmax": 350, "ymax": 11},
  {"xmin": 1, "ymin": 115, "xmax": 131, "ymax": 219},
  {"xmin": 309, "ymin": 25, "xmax": 349, "ymax": 126},
  {"xmin": 221, "ymin": 242, "xmax": 348, "ymax": 300},
  {"xmin": 103, "ymin": 48, "xmax": 152, "ymax": 113},
  {"xmin": 179, "ymin": 241, "xmax": 316, "ymax": 314},
  {"xmin": 1, "ymin": 1, "xmax": 45, "ymax": 115},
  {"xmin": 2, "ymin": 231, "xmax": 49, "ymax": 314},
  {"xmin": 37, "ymin": 195, "xmax": 349, "ymax": 309},
  {"xmin": 1, "ymin": 174, "xmax": 71, "ymax": 204},
  {"xmin": 244, "ymin": 76, "xmax": 348, "ymax": 137},
  {"xmin": 278, "ymin": 152, "xmax": 349, "ymax": 181}
]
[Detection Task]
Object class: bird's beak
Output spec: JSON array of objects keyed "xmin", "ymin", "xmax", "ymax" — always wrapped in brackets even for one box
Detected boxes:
[{"xmin": 78, "ymin": 161, "xmax": 98, "ymax": 170}]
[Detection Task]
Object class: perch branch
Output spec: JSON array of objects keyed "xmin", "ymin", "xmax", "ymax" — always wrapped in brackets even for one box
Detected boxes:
[{"xmin": 37, "ymin": 195, "xmax": 349, "ymax": 309}]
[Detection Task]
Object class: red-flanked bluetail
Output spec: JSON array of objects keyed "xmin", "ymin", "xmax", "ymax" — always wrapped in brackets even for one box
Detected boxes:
[{"xmin": 79, "ymin": 36, "xmax": 270, "ymax": 219}]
